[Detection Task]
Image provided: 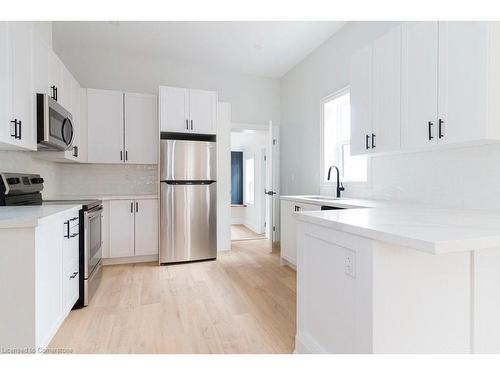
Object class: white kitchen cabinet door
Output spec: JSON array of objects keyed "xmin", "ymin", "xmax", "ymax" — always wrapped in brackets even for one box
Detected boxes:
[
  {"xmin": 48, "ymin": 50, "xmax": 62, "ymax": 102},
  {"xmin": 189, "ymin": 89, "xmax": 217, "ymax": 134},
  {"xmin": 62, "ymin": 223, "xmax": 79, "ymax": 314},
  {"xmin": 134, "ymin": 199, "xmax": 158, "ymax": 256},
  {"xmin": 125, "ymin": 93, "xmax": 158, "ymax": 164},
  {"xmin": 372, "ymin": 26, "xmax": 401, "ymax": 153},
  {"xmin": 280, "ymin": 200, "xmax": 321, "ymax": 266},
  {"xmin": 159, "ymin": 86, "xmax": 189, "ymax": 133},
  {"xmin": 32, "ymin": 33, "xmax": 50, "ymax": 96},
  {"xmin": 401, "ymin": 21, "xmax": 439, "ymax": 149},
  {"xmin": 87, "ymin": 89, "xmax": 124, "ymax": 163},
  {"xmin": 65, "ymin": 76, "xmax": 81, "ymax": 161},
  {"xmin": 109, "ymin": 200, "xmax": 135, "ymax": 258},
  {"xmin": 59, "ymin": 66, "xmax": 73, "ymax": 112},
  {"xmin": 438, "ymin": 22, "xmax": 488, "ymax": 145},
  {"xmin": 350, "ymin": 44, "xmax": 373, "ymax": 155},
  {"xmin": 9, "ymin": 22, "xmax": 35, "ymax": 150},
  {"xmin": 0, "ymin": 22, "xmax": 12, "ymax": 148}
]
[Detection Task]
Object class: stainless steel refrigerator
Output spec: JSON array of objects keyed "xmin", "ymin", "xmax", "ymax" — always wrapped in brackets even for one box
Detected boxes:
[{"xmin": 159, "ymin": 138, "xmax": 217, "ymax": 264}]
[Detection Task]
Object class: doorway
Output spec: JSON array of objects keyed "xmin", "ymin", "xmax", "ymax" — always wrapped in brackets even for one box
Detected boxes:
[{"xmin": 227, "ymin": 122, "xmax": 279, "ymax": 246}]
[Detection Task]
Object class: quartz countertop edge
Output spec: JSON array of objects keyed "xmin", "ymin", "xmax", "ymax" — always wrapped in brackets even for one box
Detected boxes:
[
  {"xmin": 0, "ymin": 204, "xmax": 83, "ymax": 229},
  {"xmin": 294, "ymin": 207, "xmax": 500, "ymax": 254}
]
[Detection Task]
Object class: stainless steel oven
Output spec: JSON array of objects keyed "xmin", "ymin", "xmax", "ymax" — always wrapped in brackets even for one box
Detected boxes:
[
  {"xmin": 36, "ymin": 93, "xmax": 74, "ymax": 151},
  {"xmin": 84, "ymin": 204, "xmax": 103, "ymax": 306}
]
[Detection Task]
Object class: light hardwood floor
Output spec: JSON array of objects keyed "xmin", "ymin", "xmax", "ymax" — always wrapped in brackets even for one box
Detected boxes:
[
  {"xmin": 49, "ymin": 239, "xmax": 296, "ymax": 354},
  {"xmin": 231, "ymin": 224, "xmax": 266, "ymax": 241}
]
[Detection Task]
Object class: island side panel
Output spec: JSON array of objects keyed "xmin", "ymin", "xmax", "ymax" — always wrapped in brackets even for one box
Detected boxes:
[
  {"xmin": 0, "ymin": 228, "xmax": 36, "ymax": 350},
  {"xmin": 473, "ymin": 248, "xmax": 500, "ymax": 353},
  {"xmin": 296, "ymin": 222, "xmax": 374, "ymax": 354},
  {"xmin": 372, "ymin": 242, "xmax": 471, "ymax": 353}
]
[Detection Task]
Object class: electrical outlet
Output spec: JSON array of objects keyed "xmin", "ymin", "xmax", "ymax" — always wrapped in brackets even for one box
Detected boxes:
[{"xmin": 344, "ymin": 249, "xmax": 356, "ymax": 278}]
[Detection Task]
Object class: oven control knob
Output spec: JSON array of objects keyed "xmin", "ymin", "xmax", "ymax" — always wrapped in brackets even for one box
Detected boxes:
[
  {"xmin": 6, "ymin": 177, "xmax": 20, "ymax": 185},
  {"xmin": 30, "ymin": 177, "xmax": 44, "ymax": 184}
]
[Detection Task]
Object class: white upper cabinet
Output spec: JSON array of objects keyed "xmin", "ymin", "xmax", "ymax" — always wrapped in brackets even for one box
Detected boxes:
[
  {"xmin": 160, "ymin": 85, "xmax": 217, "ymax": 135},
  {"xmin": 125, "ymin": 93, "xmax": 158, "ymax": 164},
  {"xmin": 437, "ymin": 22, "xmax": 489, "ymax": 145},
  {"xmin": 159, "ymin": 86, "xmax": 189, "ymax": 132},
  {"xmin": 8, "ymin": 22, "xmax": 35, "ymax": 150},
  {"xmin": 372, "ymin": 25, "xmax": 401, "ymax": 153},
  {"xmin": 350, "ymin": 44, "xmax": 372, "ymax": 155},
  {"xmin": 0, "ymin": 22, "xmax": 36, "ymax": 151},
  {"xmin": 188, "ymin": 89, "xmax": 217, "ymax": 134},
  {"xmin": 87, "ymin": 89, "xmax": 124, "ymax": 164},
  {"xmin": 87, "ymin": 88, "xmax": 158, "ymax": 164},
  {"xmin": 351, "ymin": 21, "xmax": 500, "ymax": 156},
  {"xmin": 401, "ymin": 22, "xmax": 439, "ymax": 149},
  {"xmin": 59, "ymin": 66, "xmax": 73, "ymax": 113},
  {"xmin": 32, "ymin": 32, "xmax": 50, "ymax": 96}
]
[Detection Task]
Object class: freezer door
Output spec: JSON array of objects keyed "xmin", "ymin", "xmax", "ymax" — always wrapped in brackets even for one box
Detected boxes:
[
  {"xmin": 160, "ymin": 182, "xmax": 217, "ymax": 263},
  {"xmin": 160, "ymin": 139, "xmax": 216, "ymax": 181}
]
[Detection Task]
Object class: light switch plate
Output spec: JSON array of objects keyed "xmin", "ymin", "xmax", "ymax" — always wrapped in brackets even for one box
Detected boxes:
[{"xmin": 344, "ymin": 249, "xmax": 356, "ymax": 278}]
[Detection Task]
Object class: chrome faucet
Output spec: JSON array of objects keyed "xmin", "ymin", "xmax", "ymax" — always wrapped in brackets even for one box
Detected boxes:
[{"xmin": 327, "ymin": 165, "xmax": 345, "ymax": 198}]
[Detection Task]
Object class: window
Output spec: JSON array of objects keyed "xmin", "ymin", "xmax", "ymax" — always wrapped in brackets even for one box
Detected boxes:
[
  {"xmin": 321, "ymin": 88, "xmax": 367, "ymax": 183},
  {"xmin": 244, "ymin": 158, "xmax": 255, "ymax": 205},
  {"xmin": 231, "ymin": 151, "xmax": 243, "ymax": 205}
]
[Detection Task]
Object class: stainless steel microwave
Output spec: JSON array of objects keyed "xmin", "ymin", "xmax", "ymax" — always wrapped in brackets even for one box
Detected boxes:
[{"xmin": 36, "ymin": 93, "xmax": 74, "ymax": 151}]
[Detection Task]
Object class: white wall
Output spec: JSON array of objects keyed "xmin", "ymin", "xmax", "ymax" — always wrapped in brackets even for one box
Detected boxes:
[
  {"xmin": 230, "ymin": 131, "xmax": 268, "ymax": 233},
  {"xmin": 52, "ymin": 43, "xmax": 280, "ymax": 126}
]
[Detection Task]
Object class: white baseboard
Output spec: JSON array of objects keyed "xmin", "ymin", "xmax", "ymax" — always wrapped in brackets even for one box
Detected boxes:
[
  {"xmin": 103, "ymin": 254, "xmax": 158, "ymax": 266},
  {"xmin": 280, "ymin": 257, "xmax": 296, "ymax": 270},
  {"xmin": 231, "ymin": 218, "xmax": 245, "ymax": 225},
  {"xmin": 295, "ymin": 331, "xmax": 328, "ymax": 354}
]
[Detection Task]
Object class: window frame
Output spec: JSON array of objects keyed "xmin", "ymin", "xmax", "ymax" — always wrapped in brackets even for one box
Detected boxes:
[{"xmin": 320, "ymin": 86, "xmax": 369, "ymax": 187}]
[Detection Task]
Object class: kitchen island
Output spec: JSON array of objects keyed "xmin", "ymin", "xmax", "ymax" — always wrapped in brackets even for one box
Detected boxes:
[{"xmin": 290, "ymin": 197, "xmax": 500, "ymax": 353}]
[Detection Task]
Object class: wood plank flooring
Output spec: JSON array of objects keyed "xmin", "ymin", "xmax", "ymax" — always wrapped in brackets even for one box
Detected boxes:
[
  {"xmin": 231, "ymin": 224, "xmax": 266, "ymax": 241},
  {"xmin": 48, "ymin": 239, "xmax": 296, "ymax": 353}
]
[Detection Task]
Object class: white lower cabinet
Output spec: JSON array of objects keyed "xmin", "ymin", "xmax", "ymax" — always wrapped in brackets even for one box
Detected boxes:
[
  {"xmin": 0, "ymin": 207, "xmax": 80, "ymax": 349},
  {"xmin": 280, "ymin": 200, "xmax": 321, "ymax": 267},
  {"xmin": 109, "ymin": 198, "xmax": 158, "ymax": 259},
  {"xmin": 62, "ymin": 219, "xmax": 80, "ymax": 315}
]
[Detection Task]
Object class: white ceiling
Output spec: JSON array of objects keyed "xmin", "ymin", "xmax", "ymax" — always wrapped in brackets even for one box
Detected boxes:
[{"xmin": 53, "ymin": 21, "xmax": 345, "ymax": 78}]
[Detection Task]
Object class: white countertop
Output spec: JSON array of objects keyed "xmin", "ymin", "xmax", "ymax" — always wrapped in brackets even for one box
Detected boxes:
[
  {"xmin": 57, "ymin": 194, "xmax": 158, "ymax": 201},
  {"xmin": 0, "ymin": 204, "xmax": 82, "ymax": 229},
  {"xmin": 284, "ymin": 195, "xmax": 500, "ymax": 254}
]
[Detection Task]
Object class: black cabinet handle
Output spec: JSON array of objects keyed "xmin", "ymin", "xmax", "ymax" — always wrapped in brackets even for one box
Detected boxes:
[
  {"xmin": 70, "ymin": 272, "xmax": 78, "ymax": 279},
  {"xmin": 73, "ymin": 146, "xmax": 78, "ymax": 157},
  {"xmin": 135, "ymin": 202, "xmax": 138, "ymax": 212},
  {"xmin": 130, "ymin": 202, "xmax": 133, "ymax": 213},
  {"xmin": 17, "ymin": 120, "xmax": 21, "ymax": 140},
  {"xmin": 186, "ymin": 119, "xmax": 189, "ymax": 130},
  {"xmin": 191, "ymin": 119, "xmax": 193, "ymax": 130},
  {"xmin": 438, "ymin": 119, "xmax": 444, "ymax": 139},
  {"xmin": 50, "ymin": 85, "xmax": 56, "ymax": 100},
  {"xmin": 55, "ymin": 87, "xmax": 58, "ymax": 101},
  {"xmin": 10, "ymin": 119, "xmax": 18, "ymax": 139},
  {"xmin": 365, "ymin": 134, "xmax": 371, "ymax": 149},
  {"xmin": 64, "ymin": 220, "xmax": 70, "ymax": 238},
  {"xmin": 120, "ymin": 150, "xmax": 123, "ymax": 161},
  {"xmin": 371, "ymin": 133, "xmax": 376, "ymax": 148},
  {"xmin": 125, "ymin": 150, "xmax": 128, "ymax": 161},
  {"xmin": 428, "ymin": 121, "xmax": 434, "ymax": 140}
]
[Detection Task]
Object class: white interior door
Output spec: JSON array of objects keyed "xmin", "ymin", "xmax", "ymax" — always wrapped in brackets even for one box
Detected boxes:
[
  {"xmin": 134, "ymin": 199, "xmax": 158, "ymax": 256},
  {"xmin": 159, "ymin": 86, "xmax": 188, "ymax": 133},
  {"xmin": 124, "ymin": 92, "xmax": 158, "ymax": 164},
  {"xmin": 401, "ymin": 21, "xmax": 439, "ymax": 149},
  {"xmin": 189, "ymin": 89, "xmax": 216, "ymax": 134},
  {"xmin": 265, "ymin": 122, "xmax": 280, "ymax": 246},
  {"xmin": 109, "ymin": 200, "xmax": 135, "ymax": 258},
  {"xmin": 87, "ymin": 89, "xmax": 124, "ymax": 163}
]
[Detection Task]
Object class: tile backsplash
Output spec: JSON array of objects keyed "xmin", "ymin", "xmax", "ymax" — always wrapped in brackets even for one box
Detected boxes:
[{"xmin": 59, "ymin": 163, "xmax": 157, "ymax": 196}]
